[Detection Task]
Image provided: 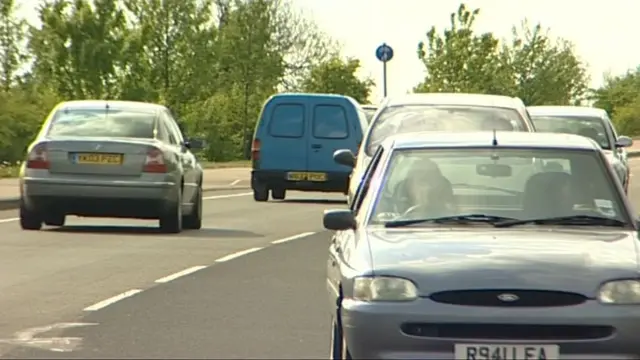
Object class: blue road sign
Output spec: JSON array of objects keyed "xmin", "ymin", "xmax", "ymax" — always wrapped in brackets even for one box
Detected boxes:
[{"xmin": 375, "ymin": 43, "xmax": 394, "ymax": 62}]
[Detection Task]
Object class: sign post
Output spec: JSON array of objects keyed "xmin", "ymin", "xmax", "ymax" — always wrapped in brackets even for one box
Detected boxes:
[{"xmin": 375, "ymin": 43, "xmax": 394, "ymax": 98}]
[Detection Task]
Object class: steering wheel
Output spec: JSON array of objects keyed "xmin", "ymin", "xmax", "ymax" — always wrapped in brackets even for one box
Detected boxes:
[{"xmin": 401, "ymin": 204, "xmax": 423, "ymax": 217}]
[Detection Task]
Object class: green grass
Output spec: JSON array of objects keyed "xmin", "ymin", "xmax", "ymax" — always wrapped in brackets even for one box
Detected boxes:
[{"xmin": 0, "ymin": 160, "xmax": 252, "ymax": 179}]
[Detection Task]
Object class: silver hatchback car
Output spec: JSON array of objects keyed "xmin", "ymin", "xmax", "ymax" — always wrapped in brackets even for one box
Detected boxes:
[
  {"xmin": 325, "ymin": 131, "xmax": 639, "ymax": 359},
  {"xmin": 19, "ymin": 100, "xmax": 205, "ymax": 233}
]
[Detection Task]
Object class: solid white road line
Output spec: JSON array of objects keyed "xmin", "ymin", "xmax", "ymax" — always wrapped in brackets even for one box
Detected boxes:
[
  {"xmin": 229, "ymin": 179, "xmax": 241, "ymax": 186},
  {"xmin": 154, "ymin": 265, "xmax": 208, "ymax": 284},
  {"xmin": 0, "ymin": 217, "xmax": 18, "ymax": 223},
  {"xmin": 83, "ymin": 289, "xmax": 143, "ymax": 311},
  {"xmin": 214, "ymin": 247, "xmax": 263, "ymax": 263},
  {"xmin": 271, "ymin": 232, "xmax": 316, "ymax": 244}
]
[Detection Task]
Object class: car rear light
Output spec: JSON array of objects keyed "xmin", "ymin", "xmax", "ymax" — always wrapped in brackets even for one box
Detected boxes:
[
  {"xmin": 26, "ymin": 143, "xmax": 49, "ymax": 169},
  {"xmin": 251, "ymin": 139, "xmax": 261, "ymax": 161},
  {"xmin": 143, "ymin": 147, "xmax": 167, "ymax": 173}
]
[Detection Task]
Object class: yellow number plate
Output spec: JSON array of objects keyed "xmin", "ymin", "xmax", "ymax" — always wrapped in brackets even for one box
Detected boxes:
[
  {"xmin": 286, "ymin": 172, "xmax": 328, "ymax": 182},
  {"xmin": 287, "ymin": 172, "xmax": 307, "ymax": 181},
  {"xmin": 307, "ymin": 172, "xmax": 327, "ymax": 182},
  {"xmin": 76, "ymin": 153, "xmax": 123, "ymax": 165}
]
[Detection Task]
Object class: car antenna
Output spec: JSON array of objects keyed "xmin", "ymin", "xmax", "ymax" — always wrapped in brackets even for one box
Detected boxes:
[{"xmin": 492, "ymin": 129, "xmax": 498, "ymax": 146}]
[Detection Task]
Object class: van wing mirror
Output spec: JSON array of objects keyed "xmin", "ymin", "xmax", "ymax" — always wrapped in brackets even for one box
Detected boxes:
[{"xmin": 333, "ymin": 149, "xmax": 356, "ymax": 168}]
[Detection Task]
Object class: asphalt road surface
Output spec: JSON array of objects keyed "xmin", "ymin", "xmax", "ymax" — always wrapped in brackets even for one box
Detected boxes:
[{"xmin": 1, "ymin": 160, "xmax": 640, "ymax": 359}]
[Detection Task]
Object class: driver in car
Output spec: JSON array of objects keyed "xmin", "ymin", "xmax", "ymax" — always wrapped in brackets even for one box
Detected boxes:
[{"xmin": 397, "ymin": 159, "xmax": 457, "ymax": 218}]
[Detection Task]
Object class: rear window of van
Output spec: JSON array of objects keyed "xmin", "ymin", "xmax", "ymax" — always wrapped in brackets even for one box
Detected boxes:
[
  {"xmin": 268, "ymin": 104, "xmax": 304, "ymax": 138},
  {"xmin": 313, "ymin": 105, "xmax": 349, "ymax": 139}
]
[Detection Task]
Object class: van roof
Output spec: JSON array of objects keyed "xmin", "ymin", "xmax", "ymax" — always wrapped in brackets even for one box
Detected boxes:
[{"xmin": 265, "ymin": 92, "xmax": 359, "ymax": 104}]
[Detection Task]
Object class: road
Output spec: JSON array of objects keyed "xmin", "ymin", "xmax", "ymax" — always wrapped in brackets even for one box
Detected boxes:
[{"xmin": 0, "ymin": 161, "xmax": 639, "ymax": 359}]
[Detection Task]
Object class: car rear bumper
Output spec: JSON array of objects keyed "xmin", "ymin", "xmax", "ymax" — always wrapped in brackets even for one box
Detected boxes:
[
  {"xmin": 21, "ymin": 177, "xmax": 179, "ymax": 219},
  {"xmin": 251, "ymin": 170, "xmax": 349, "ymax": 193},
  {"xmin": 341, "ymin": 298, "xmax": 640, "ymax": 359}
]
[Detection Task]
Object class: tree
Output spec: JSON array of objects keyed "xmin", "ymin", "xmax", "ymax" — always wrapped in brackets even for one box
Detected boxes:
[
  {"xmin": 502, "ymin": 20, "xmax": 589, "ymax": 105},
  {"xmin": 0, "ymin": 0, "xmax": 28, "ymax": 91},
  {"xmin": 302, "ymin": 56, "xmax": 374, "ymax": 103},
  {"xmin": 591, "ymin": 68, "xmax": 640, "ymax": 135},
  {"xmin": 414, "ymin": 2, "xmax": 588, "ymax": 106},
  {"xmin": 414, "ymin": 3, "xmax": 510, "ymax": 94}
]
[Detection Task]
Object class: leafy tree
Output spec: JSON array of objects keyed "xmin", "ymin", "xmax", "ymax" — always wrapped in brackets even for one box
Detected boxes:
[
  {"xmin": 302, "ymin": 56, "xmax": 374, "ymax": 104},
  {"xmin": 0, "ymin": 0, "xmax": 28, "ymax": 91},
  {"xmin": 414, "ymin": 2, "xmax": 588, "ymax": 107},
  {"xmin": 502, "ymin": 20, "xmax": 589, "ymax": 105},
  {"xmin": 414, "ymin": 3, "xmax": 510, "ymax": 94},
  {"xmin": 591, "ymin": 68, "xmax": 640, "ymax": 135}
]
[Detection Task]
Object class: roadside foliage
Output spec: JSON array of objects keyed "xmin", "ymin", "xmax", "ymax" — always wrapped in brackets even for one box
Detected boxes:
[{"xmin": 0, "ymin": 0, "xmax": 637, "ymax": 171}]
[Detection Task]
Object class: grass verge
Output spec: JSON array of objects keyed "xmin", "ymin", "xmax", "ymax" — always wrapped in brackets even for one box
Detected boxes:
[{"xmin": 0, "ymin": 160, "xmax": 252, "ymax": 179}]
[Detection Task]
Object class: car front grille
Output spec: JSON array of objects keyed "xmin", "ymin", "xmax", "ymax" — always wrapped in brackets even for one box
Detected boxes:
[
  {"xmin": 429, "ymin": 289, "xmax": 587, "ymax": 307},
  {"xmin": 401, "ymin": 323, "xmax": 614, "ymax": 341}
]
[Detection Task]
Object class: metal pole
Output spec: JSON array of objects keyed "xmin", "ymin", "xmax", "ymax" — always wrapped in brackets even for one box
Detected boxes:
[{"xmin": 382, "ymin": 61, "xmax": 388, "ymax": 98}]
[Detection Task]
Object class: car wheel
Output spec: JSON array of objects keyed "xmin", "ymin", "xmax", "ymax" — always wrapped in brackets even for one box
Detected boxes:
[
  {"xmin": 183, "ymin": 186, "xmax": 202, "ymax": 230},
  {"xmin": 44, "ymin": 214, "xmax": 66, "ymax": 227},
  {"xmin": 330, "ymin": 317, "xmax": 352, "ymax": 360},
  {"xmin": 160, "ymin": 191, "xmax": 182, "ymax": 234},
  {"xmin": 253, "ymin": 183, "xmax": 269, "ymax": 202},
  {"xmin": 20, "ymin": 199, "xmax": 42, "ymax": 231},
  {"xmin": 272, "ymin": 188, "xmax": 286, "ymax": 200}
]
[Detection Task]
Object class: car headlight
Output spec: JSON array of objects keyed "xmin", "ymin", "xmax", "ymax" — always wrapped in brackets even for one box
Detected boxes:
[
  {"xmin": 598, "ymin": 280, "xmax": 640, "ymax": 304},
  {"xmin": 352, "ymin": 276, "xmax": 418, "ymax": 302}
]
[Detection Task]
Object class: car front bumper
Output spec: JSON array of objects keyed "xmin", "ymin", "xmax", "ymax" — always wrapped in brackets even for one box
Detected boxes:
[{"xmin": 341, "ymin": 298, "xmax": 640, "ymax": 359}]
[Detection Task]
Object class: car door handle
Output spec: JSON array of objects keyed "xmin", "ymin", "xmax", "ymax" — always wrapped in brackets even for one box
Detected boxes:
[{"xmin": 311, "ymin": 144, "xmax": 322, "ymax": 149}]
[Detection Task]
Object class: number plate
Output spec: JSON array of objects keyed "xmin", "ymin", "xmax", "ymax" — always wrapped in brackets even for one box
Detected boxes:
[
  {"xmin": 286, "ymin": 172, "xmax": 307, "ymax": 181},
  {"xmin": 286, "ymin": 172, "xmax": 328, "ymax": 182},
  {"xmin": 454, "ymin": 344, "xmax": 559, "ymax": 360},
  {"xmin": 307, "ymin": 172, "xmax": 327, "ymax": 182},
  {"xmin": 75, "ymin": 153, "xmax": 123, "ymax": 165}
]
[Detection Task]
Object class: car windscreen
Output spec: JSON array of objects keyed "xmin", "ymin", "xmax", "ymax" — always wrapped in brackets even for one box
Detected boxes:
[
  {"xmin": 531, "ymin": 115, "xmax": 611, "ymax": 149},
  {"xmin": 368, "ymin": 147, "xmax": 625, "ymax": 225},
  {"xmin": 364, "ymin": 105, "xmax": 528, "ymax": 156},
  {"xmin": 47, "ymin": 109, "xmax": 156, "ymax": 138},
  {"xmin": 363, "ymin": 108, "xmax": 376, "ymax": 123}
]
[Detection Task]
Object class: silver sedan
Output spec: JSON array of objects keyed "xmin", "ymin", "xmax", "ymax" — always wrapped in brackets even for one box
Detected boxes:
[
  {"xmin": 325, "ymin": 131, "xmax": 638, "ymax": 359},
  {"xmin": 19, "ymin": 100, "xmax": 205, "ymax": 233}
]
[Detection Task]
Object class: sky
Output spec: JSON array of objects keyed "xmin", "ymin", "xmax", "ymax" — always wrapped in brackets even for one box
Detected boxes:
[{"xmin": 17, "ymin": 0, "xmax": 640, "ymax": 103}]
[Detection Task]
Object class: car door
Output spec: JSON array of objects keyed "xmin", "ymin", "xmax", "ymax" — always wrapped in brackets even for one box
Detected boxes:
[
  {"xmin": 327, "ymin": 145, "xmax": 385, "ymax": 310},
  {"xmin": 308, "ymin": 100, "xmax": 354, "ymax": 178},
  {"xmin": 163, "ymin": 111, "xmax": 198, "ymax": 202}
]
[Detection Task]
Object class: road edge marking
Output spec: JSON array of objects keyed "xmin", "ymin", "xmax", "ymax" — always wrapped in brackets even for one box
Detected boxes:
[
  {"xmin": 83, "ymin": 289, "xmax": 143, "ymax": 311},
  {"xmin": 215, "ymin": 247, "xmax": 263, "ymax": 263},
  {"xmin": 203, "ymin": 192, "xmax": 251, "ymax": 200},
  {"xmin": 154, "ymin": 265, "xmax": 208, "ymax": 284},
  {"xmin": 271, "ymin": 232, "xmax": 316, "ymax": 244}
]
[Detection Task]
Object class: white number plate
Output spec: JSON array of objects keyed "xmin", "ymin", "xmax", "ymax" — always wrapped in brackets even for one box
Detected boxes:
[{"xmin": 454, "ymin": 344, "xmax": 559, "ymax": 360}]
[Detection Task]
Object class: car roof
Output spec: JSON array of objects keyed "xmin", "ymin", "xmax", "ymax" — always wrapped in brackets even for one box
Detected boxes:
[
  {"xmin": 527, "ymin": 106, "xmax": 607, "ymax": 117},
  {"xmin": 56, "ymin": 100, "xmax": 166, "ymax": 112},
  {"xmin": 384, "ymin": 131, "xmax": 600, "ymax": 151},
  {"xmin": 382, "ymin": 93, "xmax": 525, "ymax": 109},
  {"xmin": 264, "ymin": 92, "xmax": 359, "ymax": 107}
]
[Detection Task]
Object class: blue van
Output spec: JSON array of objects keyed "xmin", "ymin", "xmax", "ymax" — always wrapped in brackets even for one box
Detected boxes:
[{"xmin": 250, "ymin": 93, "xmax": 366, "ymax": 201}]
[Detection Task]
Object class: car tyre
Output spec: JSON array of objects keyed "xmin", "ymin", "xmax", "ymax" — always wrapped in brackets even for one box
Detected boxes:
[
  {"xmin": 253, "ymin": 183, "xmax": 269, "ymax": 202},
  {"xmin": 330, "ymin": 317, "xmax": 352, "ymax": 360},
  {"xmin": 44, "ymin": 214, "xmax": 66, "ymax": 227},
  {"xmin": 272, "ymin": 188, "xmax": 286, "ymax": 200},
  {"xmin": 20, "ymin": 199, "xmax": 42, "ymax": 231},
  {"xmin": 160, "ymin": 191, "xmax": 182, "ymax": 234},
  {"xmin": 183, "ymin": 186, "xmax": 202, "ymax": 230}
]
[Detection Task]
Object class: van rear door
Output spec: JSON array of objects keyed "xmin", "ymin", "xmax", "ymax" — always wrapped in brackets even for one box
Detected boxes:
[
  {"xmin": 307, "ymin": 99, "xmax": 355, "ymax": 177},
  {"xmin": 260, "ymin": 102, "xmax": 308, "ymax": 172}
]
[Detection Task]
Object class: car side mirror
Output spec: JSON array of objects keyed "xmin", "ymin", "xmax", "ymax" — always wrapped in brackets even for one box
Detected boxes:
[
  {"xmin": 333, "ymin": 149, "xmax": 356, "ymax": 168},
  {"xmin": 184, "ymin": 138, "xmax": 206, "ymax": 150},
  {"xmin": 615, "ymin": 136, "xmax": 633, "ymax": 148},
  {"xmin": 323, "ymin": 209, "xmax": 356, "ymax": 231}
]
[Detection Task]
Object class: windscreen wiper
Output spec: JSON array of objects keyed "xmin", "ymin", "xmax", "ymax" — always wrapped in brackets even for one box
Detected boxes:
[
  {"xmin": 384, "ymin": 214, "xmax": 518, "ymax": 228},
  {"xmin": 494, "ymin": 215, "xmax": 628, "ymax": 228}
]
